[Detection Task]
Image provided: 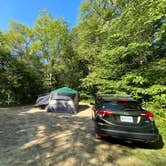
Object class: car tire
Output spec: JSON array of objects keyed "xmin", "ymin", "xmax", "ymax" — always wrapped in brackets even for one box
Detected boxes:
[
  {"xmin": 151, "ymin": 135, "xmax": 164, "ymax": 149},
  {"xmin": 92, "ymin": 110, "xmax": 95, "ymax": 120}
]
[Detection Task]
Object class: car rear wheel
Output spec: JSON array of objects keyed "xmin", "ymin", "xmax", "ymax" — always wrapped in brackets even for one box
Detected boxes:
[
  {"xmin": 92, "ymin": 110, "xmax": 95, "ymax": 120},
  {"xmin": 149, "ymin": 135, "xmax": 164, "ymax": 149}
]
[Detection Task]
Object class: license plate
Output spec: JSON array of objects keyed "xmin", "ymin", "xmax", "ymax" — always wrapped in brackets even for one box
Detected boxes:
[{"xmin": 120, "ymin": 116, "xmax": 133, "ymax": 123}]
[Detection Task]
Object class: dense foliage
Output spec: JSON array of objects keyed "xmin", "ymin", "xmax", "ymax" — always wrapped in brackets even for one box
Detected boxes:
[
  {"xmin": 0, "ymin": 1, "xmax": 165, "ymax": 109},
  {"xmin": 77, "ymin": 0, "xmax": 166, "ymax": 107}
]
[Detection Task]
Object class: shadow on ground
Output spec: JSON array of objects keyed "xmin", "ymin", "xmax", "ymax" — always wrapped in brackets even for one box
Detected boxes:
[
  {"xmin": 0, "ymin": 105, "xmax": 165, "ymax": 166},
  {"xmin": 102, "ymin": 134, "xmax": 164, "ymax": 150}
]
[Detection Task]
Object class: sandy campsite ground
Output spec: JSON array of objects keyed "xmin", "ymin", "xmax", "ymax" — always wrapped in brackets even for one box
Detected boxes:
[{"xmin": 0, "ymin": 104, "xmax": 165, "ymax": 166}]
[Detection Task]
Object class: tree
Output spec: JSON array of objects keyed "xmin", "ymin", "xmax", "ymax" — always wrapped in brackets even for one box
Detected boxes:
[{"xmin": 78, "ymin": 0, "xmax": 166, "ymax": 105}]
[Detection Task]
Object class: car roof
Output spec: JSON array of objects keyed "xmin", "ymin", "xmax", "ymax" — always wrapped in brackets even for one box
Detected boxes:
[{"xmin": 96, "ymin": 94, "xmax": 135, "ymax": 102}]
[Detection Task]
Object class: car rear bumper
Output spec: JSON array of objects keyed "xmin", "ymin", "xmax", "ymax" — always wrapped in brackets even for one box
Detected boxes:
[{"xmin": 96, "ymin": 128, "xmax": 159, "ymax": 142}]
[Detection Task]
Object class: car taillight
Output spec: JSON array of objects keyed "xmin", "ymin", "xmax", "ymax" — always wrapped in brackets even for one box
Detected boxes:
[
  {"xmin": 96, "ymin": 109, "xmax": 113, "ymax": 118},
  {"xmin": 141, "ymin": 112, "xmax": 154, "ymax": 122}
]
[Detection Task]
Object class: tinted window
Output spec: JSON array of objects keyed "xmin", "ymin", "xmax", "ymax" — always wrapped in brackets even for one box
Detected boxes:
[{"xmin": 98, "ymin": 101, "xmax": 141, "ymax": 111}]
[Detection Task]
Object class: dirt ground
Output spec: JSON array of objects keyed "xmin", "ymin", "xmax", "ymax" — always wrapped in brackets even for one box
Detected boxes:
[{"xmin": 0, "ymin": 104, "xmax": 165, "ymax": 166}]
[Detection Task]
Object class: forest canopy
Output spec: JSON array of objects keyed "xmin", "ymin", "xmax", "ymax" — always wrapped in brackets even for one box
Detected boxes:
[{"xmin": 0, "ymin": 0, "xmax": 165, "ymax": 109}]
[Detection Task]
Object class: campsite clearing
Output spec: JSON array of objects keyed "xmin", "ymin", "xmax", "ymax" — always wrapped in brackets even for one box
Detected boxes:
[{"xmin": 0, "ymin": 104, "xmax": 165, "ymax": 166}]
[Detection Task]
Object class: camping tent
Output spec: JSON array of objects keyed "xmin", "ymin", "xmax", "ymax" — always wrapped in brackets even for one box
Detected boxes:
[
  {"xmin": 52, "ymin": 87, "xmax": 77, "ymax": 94},
  {"xmin": 35, "ymin": 87, "xmax": 78, "ymax": 113},
  {"xmin": 34, "ymin": 93, "xmax": 50, "ymax": 107}
]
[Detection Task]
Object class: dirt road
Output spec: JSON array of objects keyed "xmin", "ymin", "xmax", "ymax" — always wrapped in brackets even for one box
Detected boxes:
[{"xmin": 0, "ymin": 104, "xmax": 165, "ymax": 166}]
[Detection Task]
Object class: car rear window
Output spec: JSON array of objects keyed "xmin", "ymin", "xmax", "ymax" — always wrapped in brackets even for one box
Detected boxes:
[{"xmin": 98, "ymin": 101, "xmax": 142, "ymax": 111}]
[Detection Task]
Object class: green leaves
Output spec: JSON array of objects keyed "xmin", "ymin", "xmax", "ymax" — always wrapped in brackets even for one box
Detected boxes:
[
  {"xmin": 78, "ymin": 0, "xmax": 166, "ymax": 108},
  {"xmin": 0, "ymin": 49, "xmax": 44, "ymax": 105}
]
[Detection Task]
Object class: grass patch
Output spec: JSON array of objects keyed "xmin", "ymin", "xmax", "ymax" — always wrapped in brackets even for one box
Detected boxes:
[{"xmin": 133, "ymin": 104, "xmax": 166, "ymax": 166}]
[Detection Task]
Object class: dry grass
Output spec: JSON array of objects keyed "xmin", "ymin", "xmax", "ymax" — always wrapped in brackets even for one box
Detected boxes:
[{"xmin": 0, "ymin": 104, "xmax": 165, "ymax": 166}]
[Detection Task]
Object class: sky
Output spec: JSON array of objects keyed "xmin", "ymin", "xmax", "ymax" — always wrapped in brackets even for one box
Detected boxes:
[{"xmin": 0, "ymin": 0, "xmax": 83, "ymax": 30}]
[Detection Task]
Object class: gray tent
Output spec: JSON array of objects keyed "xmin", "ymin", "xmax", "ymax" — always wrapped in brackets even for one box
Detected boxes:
[
  {"xmin": 46, "ymin": 93, "xmax": 76, "ymax": 113},
  {"xmin": 34, "ymin": 93, "xmax": 50, "ymax": 107},
  {"xmin": 34, "ymin": 87, "xmax": 78, "ymax": 113}
]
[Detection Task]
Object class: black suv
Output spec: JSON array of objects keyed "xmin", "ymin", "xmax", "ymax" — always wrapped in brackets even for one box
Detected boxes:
[{"xmin": 92, "ymin": 94, "xmax": 159, "ymax": 144}]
